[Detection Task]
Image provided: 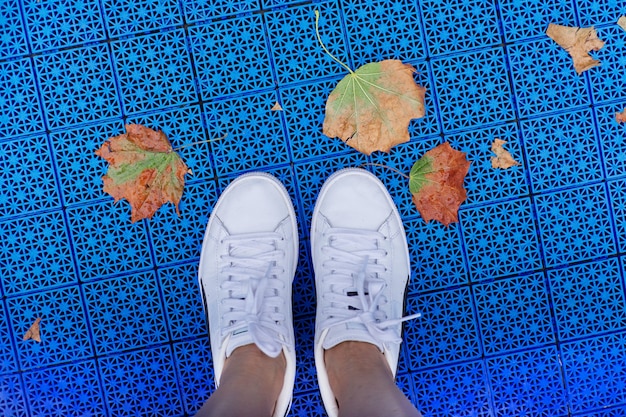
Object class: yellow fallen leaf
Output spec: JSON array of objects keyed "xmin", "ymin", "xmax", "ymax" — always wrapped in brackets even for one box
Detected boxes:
[
  {"xmin": 546, "ymin": 24, "xmax": 605, "ymax": 74},
  {"xmin": 491, "ymin": 139, "xmax": 521, "ymax": 169},
  {"xmin": 23, "ymin": 317, "xmax": 42, "ymax": 343},
  {"xmin": 618, "ymin": 16, "xmax": 626, "ymax": 32},
  {"xmin": 271, "ymin": 101, "xmax": 283, "ymax": 111},
  {"xmin": 616, "ymin": 108, "xmax": 626, "ymax": 123}
]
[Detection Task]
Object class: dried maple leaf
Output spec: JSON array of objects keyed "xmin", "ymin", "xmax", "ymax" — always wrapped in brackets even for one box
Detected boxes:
[
  {"xmin": 491, "ymin": 139, "xmax": 521, "ymax": 169},
  {"xmin": 409, "ymin": 142, "xmax": 470, "ymax": 226},
  {"xmin": 617, "ymin": 108, "xmax": 626, "ymax": 123},
  {"xmin": 323, "ymin": 59, "xmax": 426, "ymax": 155},
  {"xmin": 618, "ymin": 16, "xmax": 626, "ymax": 32},
  {"xmin": 271, "ymin": 101, "xmax": 283, "ymax": 111},
  {"xmin": 546, "ymin": 23, "xmax": 605, "ymax": 74},
  {"xmin": 95, "ymin": 124, "xmax": 189, "ymax": 223},
  {"xmin": 23, "ymin": 317, "xmax": 42, "ymax": 343}
]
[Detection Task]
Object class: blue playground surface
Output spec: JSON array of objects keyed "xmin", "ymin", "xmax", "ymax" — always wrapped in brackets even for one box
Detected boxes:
[{"xmin": 2, "ymin": 0, "xmax": 626, "ymax": 416}]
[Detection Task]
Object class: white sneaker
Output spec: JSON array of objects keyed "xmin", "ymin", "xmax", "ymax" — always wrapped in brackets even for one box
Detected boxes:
[
  {"xmin": 198, "ymin": 172, "xmax": 297, "ymax": 417},
  {"xmin": 311, "ymin": 168, "xmax": 421, "ymax": 417}
]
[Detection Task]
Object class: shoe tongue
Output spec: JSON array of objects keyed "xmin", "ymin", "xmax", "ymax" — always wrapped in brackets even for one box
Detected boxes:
[
  {"xmin": 321, "ymin": 321, "xmax": 384, "ymax": 352},
  {"xmin": 225, "ymin": 327, "xmax": 255, "ymax": 357}
]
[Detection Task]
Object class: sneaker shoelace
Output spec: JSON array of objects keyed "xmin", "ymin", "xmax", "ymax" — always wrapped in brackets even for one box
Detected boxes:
[
  {"xmin": 320, "ymin": 228, "xmax": 421, "ymax": 345},
  {"xmin": 220, "ymin": 232, "xmax": 288, "ymax": 358}
]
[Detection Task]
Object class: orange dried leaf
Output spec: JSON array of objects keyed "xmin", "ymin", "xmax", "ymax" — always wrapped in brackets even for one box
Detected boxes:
[
  {"xmin": 616, "ymin": 108, "xmax": 626, "ymax": 123},
  {"xmin": 323, "ymin": 59, "xmax": 426, "ymax": 155},
  {"xmin": 491, "ymin": 139, "xmax": 521, "ymax": 169},
  {"xmin": 95, "ymin": 124, "xmax": 189, "ymax": 223},
  {"xmin": 409, "ymin": 142, "xmax": 470, "ymax": 226},
  {"xmin": 23, "ymin": 317, "xmax": 42, "ymax": 343},
  {"xmin": 546, "ymin": 23, "xmax": 605, "ymax": 74},
  {"xmin": 271, "ymin": 101, "xmax": 283, "ymax": 111}
]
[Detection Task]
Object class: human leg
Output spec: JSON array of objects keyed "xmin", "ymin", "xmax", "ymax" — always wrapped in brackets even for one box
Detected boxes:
[
  {"xmin": 197, "ymin": 173, "xmax": 298, "ymax": 417},
  {"xmin": 311, "ymin": 168, "xmax": 422, "ymax": 417}
]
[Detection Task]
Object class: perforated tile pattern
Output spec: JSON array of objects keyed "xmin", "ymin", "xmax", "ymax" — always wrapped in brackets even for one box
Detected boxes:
[{"xmin": 2, "ymin": 0, "xmax": 626, "ymax": 415}]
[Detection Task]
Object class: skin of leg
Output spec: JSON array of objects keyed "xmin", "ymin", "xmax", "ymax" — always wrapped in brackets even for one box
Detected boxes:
[
  {"xmin": 325, "ymin": 341, "xmax": 423, "ymax": 417},
  {"xmin": 195, "ymin": 344, "xmax": 286, "ymax": 417}
]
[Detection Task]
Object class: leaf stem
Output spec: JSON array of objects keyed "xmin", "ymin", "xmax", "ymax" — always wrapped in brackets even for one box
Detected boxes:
[
  {"xmin": 173, "ymin": 134, "xmax": 228, "ymax": 151},
  {"xmin": 314, "ymin": 9, "xmax": 354, "ymax": 75},
  {"xmin": 361, "ymin": 163, "xmax": 410, "ymax": 179}
]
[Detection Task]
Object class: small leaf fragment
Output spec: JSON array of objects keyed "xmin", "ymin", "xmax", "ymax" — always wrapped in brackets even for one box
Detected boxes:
[
  {"xmin": 618, "ymin": 16, "xmax": 626, "ymax": 32},
  {"xmin": 271, "ymin": 101, "xmax": 283, "ymax": 111},
  {"xmin": 23, "ymin": 317, "xmax": 42, "ymax": 343},
  {"xmin": 491, "ymin": 139, "xmax": 521, "ymax": 169},
  {"xmin": 617, "ymin": 108, "xmax": 626, "ymax": 123},
  {"xmin": 409, "ymin": 142, "xmax": 470, "ymax": 226},
  {"xmin": 95, "ymin": 124, "xmax": 189, "ymax": 223},
  {"xmin": 323, "ymin": 59, "xmax": 426, "ymax": 155},
  {"xmin": 546, "ymin": 23, "xmax": 605, "ymax": 74}
]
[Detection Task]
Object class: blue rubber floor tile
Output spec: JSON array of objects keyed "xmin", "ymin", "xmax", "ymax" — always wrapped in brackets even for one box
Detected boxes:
[
  {"xmin": 293, "ymin": 240, "xmax": 316, "ymax": 318},
  {"xmin": 404, "ymin": 214, "xmax": 469, "ymax": 293},
  {"xmin": 66, "ymin": 200, "xmax": 153, "ymax": 280},
  {"xmin": 407, "ymin": 60, "xmax": 442, "ymax": 138},
  {"xmin": 370, "ymin": 137, "xmax": 441, "ymax": 220},
  {"xmin": 341, "ymin": 0, "xmax": 427, "ymax": 66},
  {"xmin": 279, "ymin": 77, "xmax": 352, "ymax": 162},
  {"xmin": 548, "ymin": 257, "xmax": 626, "ymax": 341},
  {"xmin": 586, "ymin": 26, "xmax": 626, "ymax": 105},
  {"xmin": 294, "ymin": 315, "xmax": 318, "ymax": 393},
  {"xmin": 535, "ymin": 183, "xmax": 616, "ymax": 267},
  {"xmin": 22, "ymin": 359, "xmax": 106, "ymax": 417},
  {"xmin": 580, "ymin": 405, "xmax": 626, "ymax": 417},
  {"xmin": 173, "ymin": 338, "xmax": 214, "ymax": 415},
  {"xmin": 0, "ymin": 0, "xmax": 28, "ymax": 59},
  {"xmin": 0, "ymin": 374, "xmax": 28, "ymax": 417},
  {"xmin": 22, "ymin": 0, "xmax": 105, "ymax": 53},
  {"xmin": 293, "ymin": 151, "xmax": 368, "ymax": 236},
  {"xmin": 446, "ymin": 122, "xmax": 529, "ymax": 206},
  {"xmin": 521, "ymin": 108, "xmax": 603, "ymax": 193},
  {"xmin": 83, "ymin": 271, "xmax": 168, "ymax": 355},
  {"xmin": 148, "ymin": 179, "xmax": 216, "ymax": 266},
  {"xmin": 487, "ymin": 345, "xmax": 568, "ymax": 417},
  {"xmin": 35, "ymin": 44, "xmax": 121, "ymax": 130},
  {"xmin": 595, "ymin": 103, "xmax": 626, "ymax": 179},
  {"xmin": 49, "ymin": 120, "xmax": 124, "ymax": 206},
  {"xmin": 474, "ymin": 272, "xmax": 554, "ymax": 355},
  {"xmin": 575, "ymin": 0, "xmax": 626, "ymax": 27},
  {"xmin": 126, "ymin": 105, "xmax": 213, "ymax": 184},
  {"xmin": 499, "ymin": 0, "xmax": 575, "ymax": 42},
  {"xmin": 0, "ymin": 135, "xmax": 60, "ymax": 218},
  {"xmin": 265, "ymin": 2, "xmax": 352, "ymax": 86},
  {"xmin": 99, "ymin": 345, "xmax": 183, "ymax": 417},
  {"xmin": 608, "ymin": 179, "xmax": 626, "ymax": 252},
  {"xmin": 206, "ymin": 92, "xmax": 290, "ymax": 176},
  {"xmin": 189, "ymin": 15, "xmax": 273, "ymax": 100},
  {"xmin": 102, "ymin": 0, "xmax": 182, "ymax": 37},
  {"xmin": 460, "ymin": 197, "xmax": 542, "ymax": 281},
  {"xmin": 7, "ymin": 285, "xmax": 92, "ymax": 370},
  {"xmin": 0, "ymin": 58, "xmax": 44, "ymax": 140},
  {"xmin": 158, "ymin": 262, "xmax": 207, "ymax": 341},
  {"xmin": 420, "ymin": 0, "xmax": 500, "ymax": 56},
  {"xmin": 291, "ymin": 391, "xmax": 327, "ymax": 417},
  {"xmin": 183, "ymin": 0, "xmax": 259, "ymax": 23},
  {"xmin": 412, "ymin": 360, "xmax": 492, "ymax": 417},
  {"xmin": 508, "ymin": 37, "xmax": 590, "ymax": 118},
  {"xmin": 404, "ymin": 287, "xmax": 481, "ymax": 369},
  {"xmin": 0, "ymin": 210, "xmax": 75, "ymax": 295},
  {"xmin": 111, "ymin": 29, "xmax": 196, "ymax": 115},
  {"xmin": 561, "ymin": 331, "xmax": 626, "ymax": 413},
  {"xmin": 0, "ymin": 301, "xmax": 17, "ymax": 374},
  {"xmin": 431, "ymin": 47, "xmax": 515, "ymax": 133}
]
